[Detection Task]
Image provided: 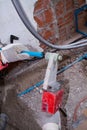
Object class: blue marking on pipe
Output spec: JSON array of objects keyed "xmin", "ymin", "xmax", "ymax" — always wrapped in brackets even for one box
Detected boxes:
[
  {"xmin": 18, "ymin": 80, "xmax": 44, "ymax": 97},
  {"xmin": 21, "ymin": 51, "xmax": 44, "ymax": 58},
  {"xmin": 18, "ymin": 53, "xmax": 87, "ymax": 97},
  {"xmin": 57, "ymin": 53, "xmax": 87, "ymax": 74},
  {"xmin": 0, "ymin": 48, "xmax": 2, "ymax": 52}
]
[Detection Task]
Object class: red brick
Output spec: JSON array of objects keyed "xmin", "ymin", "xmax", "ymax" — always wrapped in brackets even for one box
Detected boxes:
[
  {"xmin": 34, "ymin": 13, "xmax": 45, "ymax": 27},
  {"xmin": 43, "ymin": 0, "xmax": 51, "ymax": 8},
  {"xmin": 40, "ymin": 43, "xmax": 47, "ymax": 49},
  {"xmin": 64, "ymin": 11, "xmax": 74, "ymax": 24},
  {"xmin": 49, "ymin": 23, "xmax": 54, "ymax": 29},
  {"xmin": 78, "ymin": 18, "xmax": 85, "ymax": 28},
  {"xmin": 50, "ymin": 37, "xmax": 58, "ymax": 44},
  {"xmin": 59, "ymin": 26, "xmax": 66, "ymax": 37},
  {"xmin": 78, "ymin": 0, "xmax": 85, "ymax": 6},
  {"xmin": 44, "ymin": 9, "xmax": 54, "ymax": 24},
  {"xmin": 43, "ymin": 30, "xmax": 54, "ymax": 40},
  {"xmin": 34, "ymin": 0, "xmax": 43, "ymax": 13},
  {"xmin": 58, "ymin": 17, "xmax": 65, "ymax": 27},
  {"xmin": 66, "ymin": 0, "xmax": 74, "ymax": 11},
  {"xmin": 56, "ymin": 1, "xmax": 65, "ymax": 16},
  {"xmin": 39, "ymin": 28, "xmax": 55, "ymax": 39}
]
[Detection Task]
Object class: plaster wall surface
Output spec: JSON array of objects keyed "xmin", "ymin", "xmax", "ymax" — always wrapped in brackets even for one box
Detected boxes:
[{"xmin": 0, "ymin": 0, "xmax": 42, "ymax": 51}]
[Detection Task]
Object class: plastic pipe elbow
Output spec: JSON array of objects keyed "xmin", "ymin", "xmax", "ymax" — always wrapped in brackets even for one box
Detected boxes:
[{"xmin": 42, "ymin": 123, "xmax": 60, "ymax": 130}]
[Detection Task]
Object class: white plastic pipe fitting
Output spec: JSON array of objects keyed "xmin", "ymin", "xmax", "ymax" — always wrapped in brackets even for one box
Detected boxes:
[
  {"xmin": 42, "ymin": 111, "xmax": 61, "ymax": 130},
  {"xmin": 42, "ymin": 123, "xmax": 60, "ymax": 130}
]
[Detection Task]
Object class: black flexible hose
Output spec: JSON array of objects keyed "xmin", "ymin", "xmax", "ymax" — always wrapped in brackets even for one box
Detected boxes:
[{"xmin": 11, "ymin": 0, "xmax": 87, "ymax": 50}]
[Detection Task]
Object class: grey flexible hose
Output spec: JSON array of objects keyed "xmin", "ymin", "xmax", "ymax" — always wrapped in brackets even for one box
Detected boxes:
[
  {"xmin": 70, "ymin": 39, "xmax": 87, "ymax": 46},
  {"xmin": 11, "ymin": 0, "xmax": 87, "ymax": 50}
]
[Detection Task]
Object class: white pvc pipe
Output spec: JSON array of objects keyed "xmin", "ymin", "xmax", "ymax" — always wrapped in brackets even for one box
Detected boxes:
[
  {"xmin": 42, "ymin": 123, "xmax": 60, "ymax": 130},
  {"xmin": 43, "ymin": 53, "xmax": 58, "ymax": 90},
  {"xmin": 42, "ymin": 111, "xmax": 61, "ymax": 130}
]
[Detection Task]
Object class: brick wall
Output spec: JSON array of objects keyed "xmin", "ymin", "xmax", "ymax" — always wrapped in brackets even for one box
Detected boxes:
[{"xmin": 34, "ymin": 0, "xmax": 86, "ymax": 48}]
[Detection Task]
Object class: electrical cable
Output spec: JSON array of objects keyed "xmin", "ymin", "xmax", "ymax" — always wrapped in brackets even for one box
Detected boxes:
[
  {"xmin": 11, "ymin": 0, "xmax": 87, "ymax": 50},
  {"xmin": 73, "ymin": 96, "xmax": 87, "ymax": 121},
  {"xmin": 70, "ymin": 39, "xmax": 87, "ymax": 46}
]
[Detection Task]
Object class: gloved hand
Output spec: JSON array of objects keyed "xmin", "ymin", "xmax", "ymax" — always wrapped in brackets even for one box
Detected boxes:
[
  {"xmin": 42, "ymin": 111, "xmax": 61, "ymax": 130},
  {"xmin": 0, "ymin": 43, "xmax": 31, "ymax": 64}
]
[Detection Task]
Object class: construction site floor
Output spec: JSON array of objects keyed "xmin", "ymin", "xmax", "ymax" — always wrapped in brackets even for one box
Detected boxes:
[{"xmin": 0, "ymin": 45, "xmax": 87, "ymax": 130}]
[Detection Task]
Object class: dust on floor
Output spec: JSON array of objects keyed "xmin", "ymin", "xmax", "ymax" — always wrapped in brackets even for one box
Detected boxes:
[{"xmin": 0, "ymin": 47, "xmax": 87, "ymax": 130}]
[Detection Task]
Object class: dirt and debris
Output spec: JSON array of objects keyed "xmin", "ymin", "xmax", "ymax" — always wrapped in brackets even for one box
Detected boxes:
[
  {"xmin": 0, "ymin": 46, "xmax": 87, "ymax": 130},
  {"xmin": 2, "ymin": 87, "xmax": 41, "ymax": 130}
]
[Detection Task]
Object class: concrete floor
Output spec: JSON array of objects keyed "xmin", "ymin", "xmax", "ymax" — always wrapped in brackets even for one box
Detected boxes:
[
  {"xmin": 1, "ymin": 59, "xmax": 46, "ymax": 130},
  {"xmin": 1, "ymin": 46, "xmax": 87, "ymax": 130}
]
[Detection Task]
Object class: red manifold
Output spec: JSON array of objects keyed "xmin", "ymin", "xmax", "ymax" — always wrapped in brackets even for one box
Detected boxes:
[{"xmin": 42, "ymin": 89, "xmax": 64, "ymax": 114}]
